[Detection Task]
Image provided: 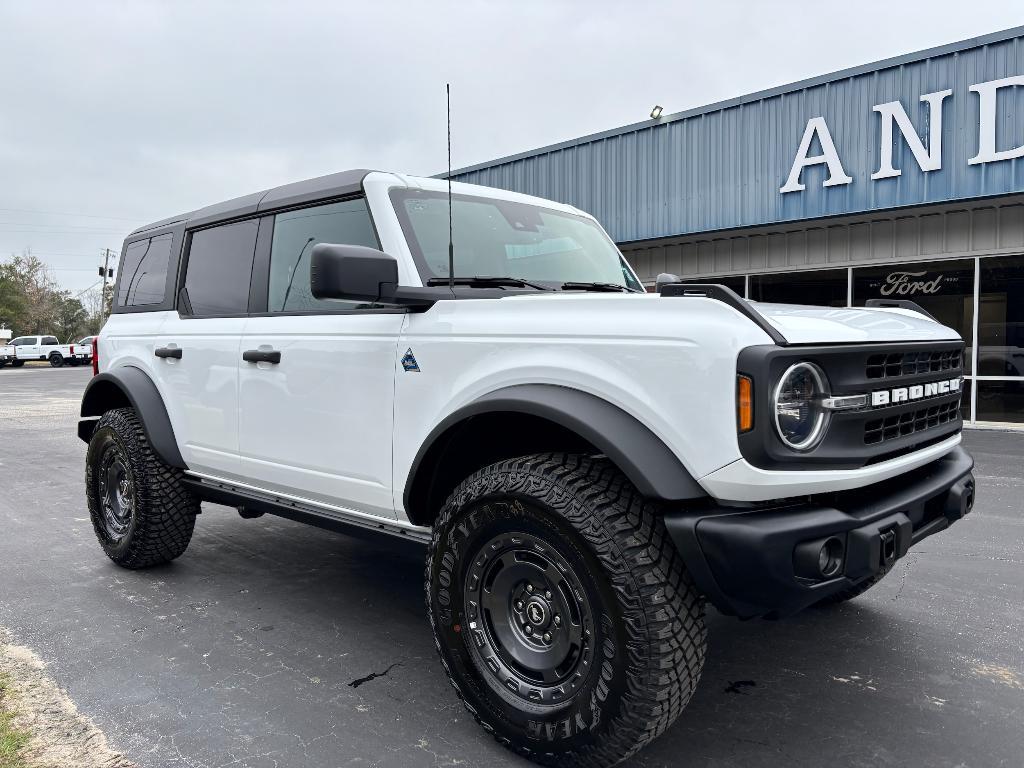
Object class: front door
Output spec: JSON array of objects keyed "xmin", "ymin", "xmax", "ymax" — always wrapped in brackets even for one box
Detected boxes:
[
  {"xmin": 238, "ymin": 313, "xmax": 405, "ymax": 517},
  {"xmin": 236, "ymin": 197, "xmax": 402, "ymax": 518}
]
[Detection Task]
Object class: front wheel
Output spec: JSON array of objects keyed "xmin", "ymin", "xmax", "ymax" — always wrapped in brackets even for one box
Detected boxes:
[
  {"xmin": 426, "ymin": 454, "xmax": 707, "ymax": 767},
  {"xmin": 11, "ymin": 359, "xmax": 24, "ymax": 367},
  {"xmin": 85, "ymin": 408, "xmax": 199, "ymax": 568}
]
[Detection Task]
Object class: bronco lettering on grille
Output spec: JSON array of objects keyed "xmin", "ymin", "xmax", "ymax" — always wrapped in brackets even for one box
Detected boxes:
[{"xmin": 871, "ymin": 377, "xmax": 961, "ymax": 407}]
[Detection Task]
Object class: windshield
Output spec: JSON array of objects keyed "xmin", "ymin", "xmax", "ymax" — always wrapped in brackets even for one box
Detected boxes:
[{"xmin": 390, "ymin": 189, "xmax": 643, "ymax": 291}]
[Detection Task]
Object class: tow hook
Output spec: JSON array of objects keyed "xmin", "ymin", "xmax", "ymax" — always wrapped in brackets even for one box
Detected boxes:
[{"xmin": 879, "ymin": 529, "xmax": 897, "ymax": 568}]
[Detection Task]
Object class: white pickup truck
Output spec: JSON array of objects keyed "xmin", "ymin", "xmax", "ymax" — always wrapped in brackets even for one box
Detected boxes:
[
  {"xmin": 0, "ymin": 342, "xmax": 13, "ymax": 367},
  {"xmin": 8, "ymin": 335, "xmax": 90, "ymax": 367}
]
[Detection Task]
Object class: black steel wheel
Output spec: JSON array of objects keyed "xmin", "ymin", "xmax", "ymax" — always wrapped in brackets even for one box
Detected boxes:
[
  {"xmin": 463, "ymin": 530, "xmax": 595, "ymax": 706},
  {"xmin": 427, "ymin": 453, "xmax": 707, "ymax": 767},
  {"xmin": 96, "ymin": 440, "xmax": 136, "ymax": 542},
  {"xmin": 86, "ymin": 408, "xmax": 199, "ymax": 568}
]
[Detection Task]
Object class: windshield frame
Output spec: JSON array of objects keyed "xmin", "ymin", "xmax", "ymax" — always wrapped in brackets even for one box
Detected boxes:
[{"xmin": 389, "ymin": 188, "xmax": 644, "ymax": 292}]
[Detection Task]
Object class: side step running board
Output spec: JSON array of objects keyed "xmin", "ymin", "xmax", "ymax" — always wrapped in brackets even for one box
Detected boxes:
[
  {"xmin": 182, "ymin": 475, "xmax": 431, "ymax": 544},
  {"xmin": 656, "ymin": 280, "xmax": 789, "ymax": 346}
]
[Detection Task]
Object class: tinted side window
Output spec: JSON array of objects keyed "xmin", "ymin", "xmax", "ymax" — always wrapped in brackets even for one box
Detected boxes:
[
  {"xmin": 268, "ymin": 199, "xmax": 378, "ymax": 312},
  {"xmin": 42, "ymin": 337, "xmax": 59, "ymax": 346},
  {"xmin": 183, "ymin": 220, "xmax": 259, "ymax": 316},
  {"xmin": 10, "ymin": 337, "xmax": 31, "ymax": 345},
  {"xmin": 118, "ymin": 233, "xmax": 173, "ymax": 307}
]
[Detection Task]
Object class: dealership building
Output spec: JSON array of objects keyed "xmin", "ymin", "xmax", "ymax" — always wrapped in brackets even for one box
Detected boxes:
[{"xmin": 449, "ymin": 27, "xmax": 1024, "ymax": 427}]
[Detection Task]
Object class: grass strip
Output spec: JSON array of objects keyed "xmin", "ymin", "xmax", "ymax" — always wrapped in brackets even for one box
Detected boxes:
[{"xmin": 0, "ymin": 673, "xmax": 29, "ymax": 768}]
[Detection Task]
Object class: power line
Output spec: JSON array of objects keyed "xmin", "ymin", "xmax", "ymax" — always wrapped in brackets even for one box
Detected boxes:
[
  {"xmin": 71, "ymin": 281, "xmax": 103, "ymax": 299},
  {"xmin": 0, "ymin": 229, "xmax": 126, "ymax": 235},
  {"xmin": 0, "ymin": 223, "xmax": 128, "ymax": 232},
  {"xmin": 0, "ymin": 206, "xmax": 140, "ymax": 222}
]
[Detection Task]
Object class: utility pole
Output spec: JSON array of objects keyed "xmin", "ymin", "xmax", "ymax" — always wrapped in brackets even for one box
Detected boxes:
[{"xmin": 99, "ymin": 248, "xmax": 115, "ymax": 323}]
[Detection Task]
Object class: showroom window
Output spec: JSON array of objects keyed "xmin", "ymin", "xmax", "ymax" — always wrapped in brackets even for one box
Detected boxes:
[
  {"xmin": 749, "ymin": 269, "xmax": 847, "ymax": 306},
  {"xmin": 976, "ymin": 255, "xmax": 1024, "ymax": 423},
  {"xmin": 852, "ymin": 260, "xmax": 975, "ymax": 342}
]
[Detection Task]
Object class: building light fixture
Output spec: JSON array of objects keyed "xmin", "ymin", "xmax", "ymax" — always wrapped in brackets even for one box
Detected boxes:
[{"xmin": 650, "ymin": 105, "xmax": 663, "ymax": 120}]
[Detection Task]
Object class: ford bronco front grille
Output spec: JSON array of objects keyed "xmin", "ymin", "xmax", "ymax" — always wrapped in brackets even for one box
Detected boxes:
[
  {"xmin": 737, "ymin": 340, "xmax": 966, "ymax": 470},
  {"xmin": 864, "ymin": 399, "xmax": 961, "ymax": 445},
  {"xmin": 866, "ymin": 348, "xmax": 962, "ymax": 380}
]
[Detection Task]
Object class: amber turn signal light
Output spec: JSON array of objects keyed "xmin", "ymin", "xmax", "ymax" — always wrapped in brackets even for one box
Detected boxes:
[{"xmin": 737, "ymin": 375, "xmax": 753, "ymax": 432}]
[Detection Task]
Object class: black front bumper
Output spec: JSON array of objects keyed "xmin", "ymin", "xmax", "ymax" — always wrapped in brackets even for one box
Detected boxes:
[{"xmin": 664, "ymin": 447, "xmax": 975, "ymax": 619}]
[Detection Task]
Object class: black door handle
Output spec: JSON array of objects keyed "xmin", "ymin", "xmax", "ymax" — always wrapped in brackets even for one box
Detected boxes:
[
  {"xmin": 155, "ymin": 347, "xmax": 182, "ymax": 359},
  {"xmin": 242, "ymin": 349, "xmax": 281, "ymax": 364}
]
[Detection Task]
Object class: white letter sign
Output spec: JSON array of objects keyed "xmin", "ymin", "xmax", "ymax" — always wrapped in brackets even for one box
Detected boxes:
[
  {"xmin": 968, "ymin": 75, "xmax": 1024, "ymax": 165},
  {"xmin": 872, "ymin": 89, "xmax": 952, "ymax": 179},
  {"xmin": 779, "ymin": 117, "xmax": 853, "ymax": 193}
]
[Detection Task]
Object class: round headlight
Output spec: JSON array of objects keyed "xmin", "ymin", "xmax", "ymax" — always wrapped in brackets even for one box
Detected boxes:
[{"xmin": 773, "ymin": 362, "xmax": 829, "ymax": 451}]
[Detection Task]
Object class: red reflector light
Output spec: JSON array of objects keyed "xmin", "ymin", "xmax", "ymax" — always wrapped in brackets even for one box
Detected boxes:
[{"xmin": 92, "ymin": 337, "xmax": 99, "ymax": 376}]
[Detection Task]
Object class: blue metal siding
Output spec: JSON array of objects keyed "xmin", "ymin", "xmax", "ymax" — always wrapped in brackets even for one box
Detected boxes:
[{"xmin": 450, "ymin": 29, "xmax": 1024, "ymax": 243}]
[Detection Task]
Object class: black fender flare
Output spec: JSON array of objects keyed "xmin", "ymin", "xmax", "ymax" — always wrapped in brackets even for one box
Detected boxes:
[
  {"xmin": 404, "ymin": 384, "xmax": 706, "ymax": 515},
  {"xmin": 78, "ymin": 366, "xmax": 186, "ymax": 469}
]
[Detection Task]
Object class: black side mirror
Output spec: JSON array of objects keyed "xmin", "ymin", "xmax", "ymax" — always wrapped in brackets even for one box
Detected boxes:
[{"xmin": 310, "ymin": 244, "xmax": 399, "ymax": 304}]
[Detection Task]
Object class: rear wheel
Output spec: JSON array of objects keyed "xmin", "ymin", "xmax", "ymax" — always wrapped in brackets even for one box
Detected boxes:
[
  {"xmin": 85, "ymin": 408, "xmax": 199, "ymax": 568},
  {"xmin": 427, "ymin": 453, "xmax": 706, "ymax": 767},
  {"xmin": 49, "ymin": 353, "xmax": 63, "ymax": 367}
]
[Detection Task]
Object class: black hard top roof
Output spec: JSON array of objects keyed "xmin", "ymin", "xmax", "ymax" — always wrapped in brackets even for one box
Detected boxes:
[{"xmin": 130, "ymin": 168, "xmax": 373, "ymax": 236}]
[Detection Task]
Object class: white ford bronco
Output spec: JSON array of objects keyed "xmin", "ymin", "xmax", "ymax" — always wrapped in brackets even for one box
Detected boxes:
[{"xmin": 78, "ymin": 170, "xmax": 975, "ymax": 766}]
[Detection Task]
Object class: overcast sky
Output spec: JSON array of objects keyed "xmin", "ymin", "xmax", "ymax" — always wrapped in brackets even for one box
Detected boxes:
[{"xmin": 1, "ymin": 1, "xmax": 1022, "ymax": 293}]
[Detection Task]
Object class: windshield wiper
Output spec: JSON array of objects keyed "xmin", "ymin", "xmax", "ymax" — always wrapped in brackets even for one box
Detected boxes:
[
  {"xmin": 426, "ymin": 276, "xmax": 554, "ymax": 291},
  {"xmin": 561, "ymin": 281, "xmax": 638, "ymax": 293}
]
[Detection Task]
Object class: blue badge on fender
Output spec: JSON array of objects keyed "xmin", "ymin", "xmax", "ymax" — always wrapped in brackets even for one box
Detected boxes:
[{"xmin": 401, "ymin": 348, "xmax": 420, "ymax": 372}]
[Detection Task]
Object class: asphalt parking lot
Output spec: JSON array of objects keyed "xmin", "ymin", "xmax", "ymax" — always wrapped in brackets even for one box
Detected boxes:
[{"xmin": 0, "ymin": 365, "xmax": 1022, "ymax": 767}]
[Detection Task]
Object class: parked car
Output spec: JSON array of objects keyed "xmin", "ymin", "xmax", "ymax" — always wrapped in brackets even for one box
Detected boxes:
[
  {"xmin": 9, "ymin": 335, "xmax": 90, "ymax": 367},
  {"xmin": 77, "ymin": 170, "xmax": 975, "ymax": 767},
  {"xmin": 74, "ymin": 336, "xmax": 97, "ymax": 364}
]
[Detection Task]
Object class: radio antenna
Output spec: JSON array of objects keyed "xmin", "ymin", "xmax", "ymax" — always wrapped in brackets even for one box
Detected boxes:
[{"xmin": 447, "ymin": 83, "xmax": 455, "ymax": 294}]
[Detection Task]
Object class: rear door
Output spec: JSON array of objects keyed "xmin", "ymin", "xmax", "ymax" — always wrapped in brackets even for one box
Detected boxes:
[
  {"xmin": 156, "ymin": 219, "xmax": 259, "ymax": 480},
  {"xmin": 237, "ymin": 198, "xmax": 404, "ymax": 518}
]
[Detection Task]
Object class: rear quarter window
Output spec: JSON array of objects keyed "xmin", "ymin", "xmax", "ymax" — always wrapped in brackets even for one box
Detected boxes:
[{"xmin": 117, "ymin": 233, "xmax": 174, "ymax": 308}]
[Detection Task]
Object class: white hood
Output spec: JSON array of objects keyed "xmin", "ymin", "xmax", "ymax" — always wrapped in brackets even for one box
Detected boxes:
[{"xmin": 752, "ymin": 303, "xmax": 961, "ymax": 345}]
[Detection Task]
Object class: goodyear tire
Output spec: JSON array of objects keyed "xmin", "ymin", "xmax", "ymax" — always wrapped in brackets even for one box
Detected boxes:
[
  {"xmin": 426, "ymin": 453, "xmax": 706, "ymax": 767},
  {"xmin": 85, "ymin": 408, "xmax": 199, "ymax": 568}
]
